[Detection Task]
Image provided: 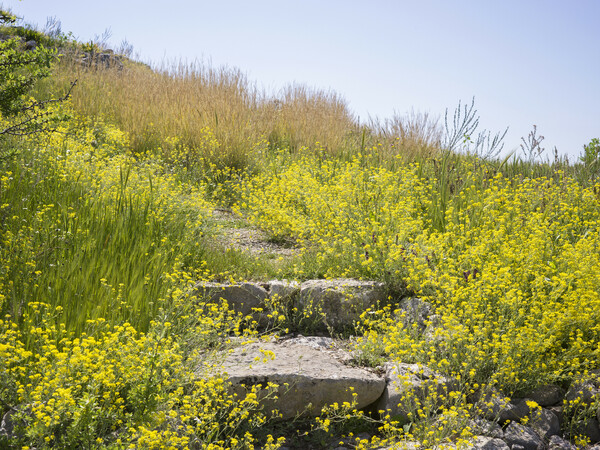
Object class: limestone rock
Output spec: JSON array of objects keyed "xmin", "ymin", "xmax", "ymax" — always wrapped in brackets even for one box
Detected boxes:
[
  {"xmin": 0, "ymin": 406, "xmax": 28, "ymax": 441},
  {"xmin": 565, "ymin": 371, "xmax": 600, "ymax": 407},
  {"xmin": 572, "ymin": 418, "xmax": 600, "ymax": 444},
  {"xmin": 522, "ymin": 384, "xmax": 565, "ymax": 406},
  {"xmin": 468, "ymin": 436, "xmax": 510, "ymax": 449},
  {"xmin": 565, "ymin": 374, "xmax": 600, "ymax": 444},
  {"xmin": 266, "ymin": 279, "xmax": 300, "ymax": 302},
  {"xmin": 374, "ymin": 362, "xmax": 457, "ymax": 423},
  {"xmin": 565, "ymin": 379, "xmax": 599, "ymax": 405},
  {"xmin": 297, "ymin": 279, "xmax": 387, "ymax": 330},
  {"xmin": 528, "ymin": 407, "xmax": 560, "ymax": 440},
  {"xmin": 215, "ymin": 340, "xmax": 385, "ymax": 419},
  {"xmin": 194, "ymin": 281, "xmax": 269, "ymax": 316},
  {"xmin": 548, "ymin": 435, "xmax": 577, "ymax": 449},
  {"xmin": 396, "ymin": 297, "xmax": 433, "ymax": 333},
  {"xmin": 468, "ymin": 417, "xmax": 504, "ymax": 439},
  {"xmin": 79, "ymin": 51, "xmax": 124, "ymax": 70},
  {"xmin": 547, "ymin": 406, "xmax": 564, "ymax": 427},
  {"xmin": 0, "ymin": 408, "xmax": 16, "ymax": 438},
  {"xmin": 502, "ymin": 422, "xmax": 544, "ymax": 450},
  {"xmin": 284, "ymin": 335, "xmax": 334, "ymax": 350},
  {"xmin": 473, "ymin": 389, "xmax": 527, "ymax": 424}
]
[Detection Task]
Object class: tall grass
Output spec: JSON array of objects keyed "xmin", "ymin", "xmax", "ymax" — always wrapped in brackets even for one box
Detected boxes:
[
  {"xmin": 39, "ymin": 57, "xmax": 350, "ymax": 157},
  {"xmin": 0, "ymin": 114, "xmax": 216, "ymax": 334},
  {"xmin": 34, "ymin": 52, "xmax": 447, "ymax": 172}
]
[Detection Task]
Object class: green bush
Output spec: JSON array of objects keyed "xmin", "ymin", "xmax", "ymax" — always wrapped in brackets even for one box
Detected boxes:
[{"xmin": 0, "ymin": 8, "xmax": 73, "ymax": 139}]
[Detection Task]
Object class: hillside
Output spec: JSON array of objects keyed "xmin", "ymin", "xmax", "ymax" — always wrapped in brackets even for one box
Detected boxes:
[{"xmin": 1, "ymin": 11, "xmax": 600, "ymax": 449}]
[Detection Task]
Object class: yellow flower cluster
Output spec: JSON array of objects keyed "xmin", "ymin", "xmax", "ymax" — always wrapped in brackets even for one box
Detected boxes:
[
  {"xmin": 0, "ymin": 106, "xmax": 215, "ymax": 333},
  {"xmin": 0, "ymin": 107, "xmax": 285, "ymax": 448},
  {"xmin": 3, "ymin": 96, "xmax": 599, "ymax": 446},
  {"xmin": 239, "ymin": 153, "xmax": 428, "ymax": 284},
  {"xmin": 239, "ymin": 153, "xmax": 600, "ymax": 445},
  {"xmin": 0, "ymin": 301, "xmax": 282, "ymax": 449}
]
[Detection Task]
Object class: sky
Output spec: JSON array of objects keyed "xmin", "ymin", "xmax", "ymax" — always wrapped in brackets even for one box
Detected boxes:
[{"xmin": 3, "ymin": 0, "xmax": 599, "ymax": 159}]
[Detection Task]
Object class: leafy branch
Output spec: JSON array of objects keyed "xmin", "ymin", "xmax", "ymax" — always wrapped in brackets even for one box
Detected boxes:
[{"xmin": 0, "ymin": 9, "xmax": 75, "ymax": 138}]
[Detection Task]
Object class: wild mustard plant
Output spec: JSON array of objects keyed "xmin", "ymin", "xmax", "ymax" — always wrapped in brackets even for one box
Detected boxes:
[
  {"xmin": 0, "ymin": 302, "xmax": 283, "ymax": 449},
  {"xmin": 4, "ymin": 16, "xmax": 600, "ymax": 445},
  {"xmin": 239, "ymin": 152, "xmax": 600, "ymax": 445}
]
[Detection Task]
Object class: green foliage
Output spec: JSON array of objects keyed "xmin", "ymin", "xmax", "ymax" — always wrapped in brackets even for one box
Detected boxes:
[
  {"xmin": 579, "ymin": 137, "xmax": 600, "ymax": 180},
  {"xmin": 0, "ymin": 117, "xmax": 217, "ymax": 334},
  {"xmin": 0, "ymin": 9, "xmax": 73, "ymax": 138},
  {"xmin": 3, "ymin": 8, "xmax": 600, "ymax": 449},
  {"xmin": 0, "ymin": 302, "xmax": 281, "ymax": 449},
  {"xmin": 581, "ymin": 138, "xmax": 600, "ymax": 164}
]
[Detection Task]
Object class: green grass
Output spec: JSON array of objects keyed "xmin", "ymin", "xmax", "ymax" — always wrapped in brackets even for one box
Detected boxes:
[{"xmin": 2, "ymin": 12, "xmax": 600, "ymax": 449}]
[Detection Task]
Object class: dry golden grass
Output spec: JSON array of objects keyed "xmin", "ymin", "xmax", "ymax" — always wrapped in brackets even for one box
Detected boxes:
[
  {"xmin": 368, "ymin": 110, "xmax": 443, "ymax": 160},
  {"xmin": 42, "ymin": 51, "xmax": 442, "ymax": 166}
]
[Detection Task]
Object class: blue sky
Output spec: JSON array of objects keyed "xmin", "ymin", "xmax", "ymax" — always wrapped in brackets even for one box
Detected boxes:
[{"xmin": 4, "ymin": 0, "xmax": 599, "ymax": 159}]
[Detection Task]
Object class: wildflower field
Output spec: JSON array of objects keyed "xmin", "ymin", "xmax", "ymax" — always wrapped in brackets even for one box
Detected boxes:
[{"xmin": 2, "ymin": 13, "xmax": 600, "ymax": 449}]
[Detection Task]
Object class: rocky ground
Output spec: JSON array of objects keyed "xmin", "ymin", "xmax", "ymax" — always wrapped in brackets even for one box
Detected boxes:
[
  {"xmin": 191, "ymin": 210, "xmax": 600, "ymax": 449},
  {"xmin": 190, "ymin": 276, "xmax": 600, "ymax": 449}
]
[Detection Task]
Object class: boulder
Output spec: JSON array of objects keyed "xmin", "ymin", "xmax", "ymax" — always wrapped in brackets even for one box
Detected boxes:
[
  {"xmin": 548, "ymin": 435, "xmax": 577, "ymax": 449},
  {"xmin": 266, "ymin": 279, "xmax": 300, "ymax": 303},
  {"xmin": 374, "ymin": 362, "xmax": 457, "ymax": 423},
  {"xmin": 547, "ymin": 406, "xmax": 564, "ymax": 427},
  {"xmin": 192, "ymin": 279, "xmax": 389, "ymax": 330},
  {"xmin": 285, "ymin": 335, "xmax": 335, "ymax": 350},
  {"xmin": 0, "ymin": 408, "xmax": 16, "ymax": 438},
  {"xmin": 214, "ymin": 339, "xmax": 385, "ymax": 419},
  {"xmin": 473, "ymin": 389, "xmax": 528, "ymax": 424},
  {"xmin": 572, "ymin": 418, "xmax": 600, "ymax": 444},
  {"xmin": 0, "ymin": 406, "xmax": 28, "ymax": 441},
  {"xmin": 297, "ymin": 279, "xmax": 387, "ymax": 330},
  {"xmin": 396, "ymin": 297, "xmax": 434, "ymax": 333},
  {"xmin": 521, "ymin": 384, "xmax": 565, "ymax": 407},
  {"xmin": 565, "ymin": 379, "xmax": 600, "ymax": 406},
  {"xmin": 565, "ymin": 371, "xmax": 600, "ymax": 407},
  {"xmin": 528, "ymin": 407, "xmax": 560, "ymax": 440},
  {"xmin": 468, "ymin": 417, "xmax": 504, "ymax": 439},
  {"xmin": 194, "ymin": 281, "xmax": 269, "ymax": 316},
  {"xmin": 468, "ymin": 436, "xmax": 510, "ymax": 449},
  {"xmin": 502, "ymin": 422, "xmax": 544, "ymax": 450}
]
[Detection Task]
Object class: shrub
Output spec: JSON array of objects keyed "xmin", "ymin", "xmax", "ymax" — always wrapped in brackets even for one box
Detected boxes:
[{"xmin": 0, "ymin": 8, "xmax": 74, "ymax": 140}]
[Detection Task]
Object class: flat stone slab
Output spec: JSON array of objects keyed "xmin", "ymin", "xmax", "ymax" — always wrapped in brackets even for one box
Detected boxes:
[
  {"xmin": 298, "ymin": 278, "xmax": 387, "ymax": 330},
  {"xmin": 216, "ymin": 339, "xmax": 385, "ymax": 419},
  {"xmin": 194, "ymin": 281, "xmax": 269, "ymax": 316},
  {"xmin": 375, "ymin": 362, "xmax": 457, "ymax": 423},
  {"xmin": 192, "ymin": 278, "xmax": 389, "ymax": 331}
]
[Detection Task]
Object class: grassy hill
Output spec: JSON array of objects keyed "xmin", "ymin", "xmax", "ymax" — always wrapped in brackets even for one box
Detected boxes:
[{"xmin": 1, "ymin": 11, "xmax": 600, "ymax": 449}]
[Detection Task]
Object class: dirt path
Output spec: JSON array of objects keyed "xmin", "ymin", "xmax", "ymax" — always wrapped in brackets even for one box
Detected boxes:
[{"xmin": 210, "ymin": 208, "xmax": 299, "ymax": 258}]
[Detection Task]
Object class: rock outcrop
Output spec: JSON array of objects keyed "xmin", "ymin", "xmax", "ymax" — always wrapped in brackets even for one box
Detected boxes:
[
  {"xmin": 190, "ymin": 278, "xmax": 600, "ymax": 449},
  {"xmin": 214, "ymin": 337, "xmax": 385, "ymax": 419},
  {"xmin": 374, "ymin": 362, "xmax": 457, "ymax": 423},
  {"xmin": 296, "ymin": 279, "xmax": 387, "ymax": 330},
  {"xmin": 194, "ymin": 281, "xmax": 269, "ymax": 317},
  {"xmin": 193, "ymin": 278, "xmax": 389, "ymax": 332}
]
